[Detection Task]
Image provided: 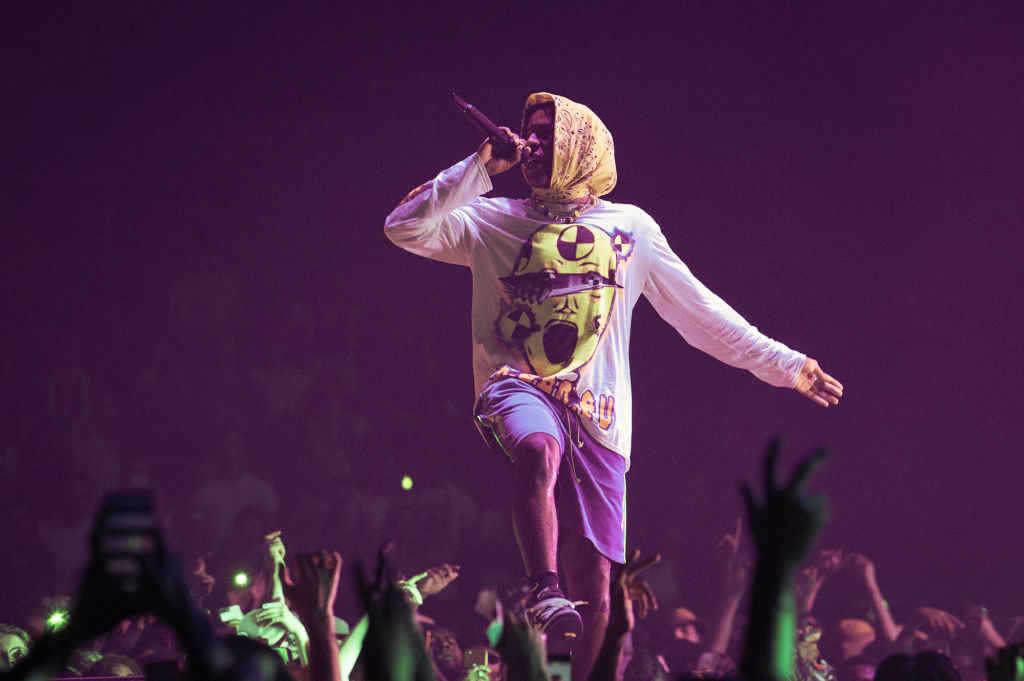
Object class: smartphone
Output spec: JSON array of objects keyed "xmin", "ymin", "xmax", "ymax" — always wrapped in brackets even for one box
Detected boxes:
[
  {"xmin": 94, "ymin": 491, "xmax": 159, "ymax": 580},
  {"xmin": 547, "ymin": 653, "xmax": 571, "ymax": 681},
  {"xmin": 219, "ymin": 604, "xmax": 243, "ymax": 623}
]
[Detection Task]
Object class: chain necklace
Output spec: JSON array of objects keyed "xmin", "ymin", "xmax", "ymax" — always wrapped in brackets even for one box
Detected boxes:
[{"xmin": 529, "ymin": 195, "xmax": 598, "ymax": 223}]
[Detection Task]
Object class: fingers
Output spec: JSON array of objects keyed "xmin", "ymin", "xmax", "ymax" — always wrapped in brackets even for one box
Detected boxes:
[
  {"xmin": 717, "ymin": 516, "xmax": 742, "ymax": 554},
  {"xmin": 629, "ymin": 580, "xmax": 658, "ymax": 618},
  {"xmin": 801, "ymin": 390, "xmax": 827, "ymax": 407},
  {"xmin": 289, "ymin": 550, "xmax": 342, "ymax": 589},
  {"xmin": 821, "ymin": 378, "xmax": 843, "ymax": 398},
  {"xmin": 798, "ymin": 358, "xmax": 843, "ymax": 407},
  {"xmin": 618, "ymin": 549, "xmax": 641, "ymax": 586},
  {"xmin": 435, "ymin": 563, "xmax": 460, "ymax": 580},
  {"xmin": 818, "ymin": 368, "xmax": 844, "ymax": 394},
  {"xmin": 325, "ymin": 550, "xmax": 342, "ymax": 574},
  {"xmin": 254, "ymin": 602, "xmax": 283, "ymax": 624},
  {"xmin": 939, "ymin": 611, "xmax": 966, "ymax": 630},
  {"xmin": 620, "ymin": 550, "xmax": 661, "ymax": 619},
  {"xmin": 499, "ymin": 126, "xmax": 529, "ymax": 160},
  {"xmin": 787, "ymin": 448, "xmax": 831, "ymax": 495},
  {"xmin": 482, "ymin": 126, "xmax": 526, "ymax": 164},
  {"xmin": 800, "ymin": 379, "xmax": 835, "ymax": 406},
  {"xmin": 807, "ymin": 386, "xmax": 833, "ymax": 406},
  {"xmin": 808, "ymin": 374, "xmax": 843, "ymax": 406},
  {"xmin": 627, "ymin": 553, "xmax": 661, "ymax": 580},
  {"xmin": 809, "ymin": 380, "xmax": 842, "ymax": 406}
]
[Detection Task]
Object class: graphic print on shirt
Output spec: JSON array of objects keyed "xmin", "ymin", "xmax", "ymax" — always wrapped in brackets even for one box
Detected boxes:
[{"xmin": 493, "ymin": 221, "xmax": 633, "ymax": 429}]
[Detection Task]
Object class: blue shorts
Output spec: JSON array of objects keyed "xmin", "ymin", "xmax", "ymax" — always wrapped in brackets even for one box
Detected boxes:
[{"xmin": 475, "ymin": 377, "xmax": 627, "ymax": 563}]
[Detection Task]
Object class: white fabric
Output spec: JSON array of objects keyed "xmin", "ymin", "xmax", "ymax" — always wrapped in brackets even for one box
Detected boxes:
[{"xmin": 385, "ymin": 153, "xmax": 805, "ymax": 465}]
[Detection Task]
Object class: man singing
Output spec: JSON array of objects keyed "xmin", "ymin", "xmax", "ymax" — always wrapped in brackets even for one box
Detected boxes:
[{"xmin": 384, "ymin": 92, "xmax": 843, "ymax": 679}]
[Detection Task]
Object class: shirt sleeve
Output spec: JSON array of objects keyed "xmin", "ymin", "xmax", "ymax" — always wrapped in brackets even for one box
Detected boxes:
[
  {"xmin": 641, "ymin": 220, "xmax": 805, "ymax": 388},
  {"xmin": 383, "ymin": 153, "xmax": 493, "ymax": 267}
]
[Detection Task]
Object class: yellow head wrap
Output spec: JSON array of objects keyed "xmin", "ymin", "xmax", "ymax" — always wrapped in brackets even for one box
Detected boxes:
[{"xmin": 521, "ymin": 92, "xmax": 617, "ymax": 203}]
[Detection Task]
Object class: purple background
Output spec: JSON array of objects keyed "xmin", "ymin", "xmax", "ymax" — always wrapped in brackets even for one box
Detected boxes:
[{"xmin": 2, "ymin": 2, "xmax": 1022, "ymax": 629}]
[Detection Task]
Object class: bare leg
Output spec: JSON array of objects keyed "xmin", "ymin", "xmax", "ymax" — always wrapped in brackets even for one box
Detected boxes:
[
  {"xmin": 511, "ymin": 432, "xmax": 562, "ymax": 575},
  {"xmin": 560, "ymin": 529, "xmax": 611, "ymax": 681}
]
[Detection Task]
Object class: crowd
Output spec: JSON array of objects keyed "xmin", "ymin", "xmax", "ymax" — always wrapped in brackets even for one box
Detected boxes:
[{"xmin": 1, "ymin": 441, "xmax": 1021, "ymax": 681}]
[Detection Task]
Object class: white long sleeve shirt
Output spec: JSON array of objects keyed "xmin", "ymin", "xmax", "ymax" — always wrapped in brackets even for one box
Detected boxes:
[{"xmin": 385, "ymin": 153, "xmax": 805, "ymax": 464}]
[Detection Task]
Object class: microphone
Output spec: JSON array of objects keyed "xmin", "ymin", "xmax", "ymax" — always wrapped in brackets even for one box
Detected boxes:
[{"xmin": 451, "ymin": 92, "xmax": 519, "ymax": 160}]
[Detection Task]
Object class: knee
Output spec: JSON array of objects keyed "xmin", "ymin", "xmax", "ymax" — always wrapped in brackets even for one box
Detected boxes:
[{"xmin": 514, "ymin": 433, "xmax": 561, "ymax": 491}]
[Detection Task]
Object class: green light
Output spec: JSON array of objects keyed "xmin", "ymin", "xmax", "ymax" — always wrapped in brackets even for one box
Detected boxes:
[
  {"xmin": 47, "ymin": 610, "xmax": 68, "ymax": 630},
  {"xmin": 233, "ymin": 572, "xmax": 249, "ymax": 587},
  {"xmin": 401, "ymin": 475, "xmax": 413, "ymax": 491}
]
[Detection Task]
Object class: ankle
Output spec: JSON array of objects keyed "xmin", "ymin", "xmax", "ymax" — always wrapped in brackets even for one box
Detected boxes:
[{"xmin": 527, "ymin": 570, "xmax": 560, "ymax": 598}]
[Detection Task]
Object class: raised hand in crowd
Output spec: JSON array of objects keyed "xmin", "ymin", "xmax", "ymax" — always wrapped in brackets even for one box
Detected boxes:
[
  {"xmin": 795, "ymin": 549, "xmax": 843, "ymax": 621},
  {"xmin": 281, "ymin": 551, "xmax": 343, "ymax": 681},
  {"xmin": 708, "ymin": 517, "xmax": 751, "ymax": 658},
  {"xmin": 190, "ymin": 553, "xmax": 217, "ymax": 609},
  {"xmin": 264, "ymin": 530, "xmax": 287, "ymax": 602},
  {"xmin": 588, "ymin": 549, "xmax": 661, "ymax": 681},
  {"xmin": 893, "ymin": 606, "xmax": 965, "ymax": 653},
  {"xmin": 398, "ymin": 563, "xmax": 461, "ymax": 605},
  {"xmin": 984, "ymin": 642, "xmax": 1023, "ymax": 681},
  {"xmin": 417, "ymin": 564, "xmax": 461, "ymax": 599},
  {"xmin": 717, "ymin": 516, "xmax": 751, "ymax": 599},
  {"xmin": 225, "ymin": 530, "xmax": 311, "ymax": 664},
  {"xmin": 742, "ymin": 441, "xmax": 830, "ymax": 573},
  {"xmin": 964, "ymin": 605, "xmax": 1007, "ymax": 656},
  {"xmin": 842, "ymin": 552, "xmax": 898, "ymax": 643},
  {"xmin": 3, "ymin": 491, "xmax": 229, "ymax": 681},
  {"xmin": 245, "ymin": 600, "xmax": 310, "ymax": 664},
  {"xmin": 356, "ymin": 543, "xmax": 437, "ymax": 681},
  {"xmin": 495, "ymin": 609, "xmax": 549, "ymax": 681},
  {"xmin": 609, "ymin": 550, "xmax": 660, "ymax": 638},
  {"xmin": 741, "ymin": 440, "xmax": 831, "ymax": 681}
]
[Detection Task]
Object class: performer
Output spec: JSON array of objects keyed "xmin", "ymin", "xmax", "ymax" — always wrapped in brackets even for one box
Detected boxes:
[{"xmin": 384, "ymin": 92, "xmax": 843, "ymax": 678}]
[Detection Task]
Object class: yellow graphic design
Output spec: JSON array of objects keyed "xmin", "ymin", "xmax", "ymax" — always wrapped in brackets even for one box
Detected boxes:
[
  {"xmin": 493, "ymin": 221, "xmax": 633, "ymax": 431},
  {"xmin": 493, "ymin": 365, "xmax": 616, "ymax": 430}
]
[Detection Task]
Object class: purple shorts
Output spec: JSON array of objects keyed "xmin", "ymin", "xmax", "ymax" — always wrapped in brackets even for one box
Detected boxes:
[{"xmin": 475, "ymin": 377, "xmax": 627, "ymax": 563}]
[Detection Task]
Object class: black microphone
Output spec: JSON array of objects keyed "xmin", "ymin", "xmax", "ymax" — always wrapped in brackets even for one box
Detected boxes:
[{"xmin": 451, "ymin": 92, "xmax": 519, "ymax": 160}]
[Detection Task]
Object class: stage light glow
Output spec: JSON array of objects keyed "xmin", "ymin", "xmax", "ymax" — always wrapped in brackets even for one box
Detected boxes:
[
  {"xmin": 234, "ymin": 572, "xmax": 249, "ymax": 587},
  {"xmin": 401, "ymin": 475, "xmax": 413, "ymax": 490}
]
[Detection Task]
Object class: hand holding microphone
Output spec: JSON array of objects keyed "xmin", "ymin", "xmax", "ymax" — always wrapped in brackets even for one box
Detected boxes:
[{"xmin": 451, "ymin": 92, "xmax": 527, "ymax": 175}]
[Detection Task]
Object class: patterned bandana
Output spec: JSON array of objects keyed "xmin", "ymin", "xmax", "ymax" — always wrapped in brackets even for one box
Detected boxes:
[{"xmin": 521, "ymin": 92, "xmax": 617, "ymax": 203}]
